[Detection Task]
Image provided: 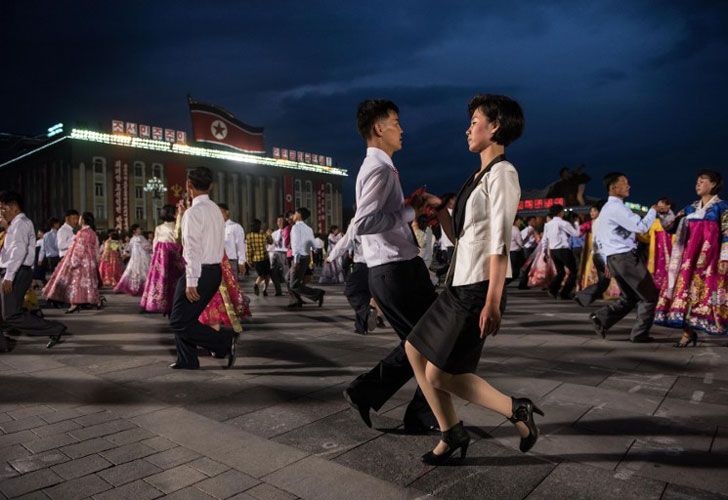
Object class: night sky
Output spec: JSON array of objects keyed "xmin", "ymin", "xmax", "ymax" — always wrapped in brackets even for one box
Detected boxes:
[{"xmin": 2, "ymin": 1, "xmax": 727, "ymax": 211}]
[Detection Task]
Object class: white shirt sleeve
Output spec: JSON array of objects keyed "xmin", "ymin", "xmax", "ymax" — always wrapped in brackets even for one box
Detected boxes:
[
  {"xmin": 615, "ymin": 206, "xmax": 657, "ymax": 235},
  {"xmin": 182, "ymin": 210, "xmax": 204, "ymax": 287},
  {"xmin": 487, "ymin": 166, "xmax": 521, "ymax": 256},
  {"xmin": 354, "ymin": 168, "xmax": 415, "ymax": 235},
  {"xmin": 236, "ymin": 225, "xmax": 246, "ymax": 263}
]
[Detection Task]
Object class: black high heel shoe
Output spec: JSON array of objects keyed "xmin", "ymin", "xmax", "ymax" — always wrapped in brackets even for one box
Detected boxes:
[
  {"xmin": 65, "ymin": 305, "xmax": 80, "ymax": 314},
  {"xmin": 421, "ymin": 421, "xmax": 470, "ymax": 465},
  {"xmin": 508, "ymin": 397, "xmax": 544, "ymax": 453},
  {"xmin": 674, "ymin": 331, "xmax": 697, "ymax": 348}
]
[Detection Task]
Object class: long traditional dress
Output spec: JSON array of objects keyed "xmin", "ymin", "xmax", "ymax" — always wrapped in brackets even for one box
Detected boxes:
[
  {"xmin": 139, "ymin": 222, "xmax": 184, "ymax": 314},
  {"xmin": 43, "ymin": 226, "xmax": 100, "ymax": 305},
  {"xmin": 113, "ymin": 235, "xmax": 151, "ymax": 296},
  {"xmin": 638, "ymin": 219, "xmax": 672, "ymax": 290},
  {"xmin": 198, "ymin": 255, "xmax": 251, "ymax": 333},
  {"xmin": 655, "ymin": 196, "xmax": 728, "ymax": 335},
  {"xmin": 98, "ymin": 239, "xmax": 123, "ymax": 287}
]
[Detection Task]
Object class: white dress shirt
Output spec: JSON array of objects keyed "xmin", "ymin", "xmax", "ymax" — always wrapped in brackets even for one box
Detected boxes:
[
  {"xmin": 57, "ymin": 222, "xmax": 74, "ymax": 257},
  {"xmin": 510, "ymin": 224, "xmax": 524, "ymax": 251},
  {"xmin": 328, "ymin": 221, "xmax": 365, "ymax": 264},
  {"xmin": 0, "ymin": 213, "xmax": 36, "ymax": 281},
  {"xmin": 290, "ymin": 220, "xmax": 315, "ymax": 262},
  {"xmin": 181, "ymin": 194, "xmax": 225, "ymax": 287},
  {"xmin": 542, "ymin": 216, "xmax": 578, "ymax": 250},
  {"xmin": 439, "ymin": 208, "xmax": 455, "ymax": 249},
  {"xmin": 224, "ymin": 219, "xmax": 246, "ymax": 262},
  {"xmin": 271, "ymin": 228, "xmax": 287, "ymax": 253},
  {"xmin": 353, "ymin": 147, "xmax": 418, "ymax": 267},
  {"xmin": 42, "ymin": 228, "xmax": 59, "ymax": 258},
  {"xmin": 594, "ymin": 196, "xmax": 657, "ymax": 258},
  {"xmin": 521, "ymin": 226, "xmax": 537, "ymax": 249}
]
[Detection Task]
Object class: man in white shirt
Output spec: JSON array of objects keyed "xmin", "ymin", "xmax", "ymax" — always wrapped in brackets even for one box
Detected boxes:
[
  {"xmin": 543, "ymin": 204, "xmax": 579, "ymax": 299},
  {"xmin": 575, "ymin": 203, "xmax": 611, "ymax": 307},
  {"xmin": 287, "ymin": 207, "xmax": 324, "ymax": 307},
  {"xmin": 218, "ymin": 203, "xmax": 246, "ymax": 281},
  {"xmin": 169, "ymin": 167, "xmax": 237, "ymax": 369},
  {"xmin": 270, "ymin": 215, "xmax": 289, "ymax": 296},
  {"xmin": 591, "ymin": 172, "xmax": 658, "ymax": 343},
  {"xmin": 343, "ymin": 99, "xmax": 440, "ymax": 434},
  {"xmin": 508, "ymin": 218, "xmax": 525, "ymax": 284},
  {"xmin": 516, "ymin": 216, "xmax": 539, "ymax": 289},
  {"xmin": 0, "ymin": 191, "xmax": 66, "ymax": 351},
  {"xmin": 57, "ymin": 209, "xmax": 79, "ymax": 259},
  {"xmin": 41, "ymin": 217, "xmax": 61, "ymax": 274}
]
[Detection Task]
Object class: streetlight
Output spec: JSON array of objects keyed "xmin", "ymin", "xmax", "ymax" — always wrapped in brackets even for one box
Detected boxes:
[{"xmin": 144, "ymin": 177, "xmax": 168, "ymax": 224}]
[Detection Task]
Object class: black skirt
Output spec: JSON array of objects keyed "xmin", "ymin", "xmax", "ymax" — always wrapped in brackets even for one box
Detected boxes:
[
  {"xmin": 407, "ymin": 281, "xmax": 506, "ymax": 374},
  {"xmin": 253, "ymin": 259, "xmax": 271, "ymax": 277}
]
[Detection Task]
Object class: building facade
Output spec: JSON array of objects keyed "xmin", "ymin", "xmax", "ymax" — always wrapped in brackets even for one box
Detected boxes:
[{"xmin": 0, "ymin": 129, "xmax": 346, "ymax": 233}]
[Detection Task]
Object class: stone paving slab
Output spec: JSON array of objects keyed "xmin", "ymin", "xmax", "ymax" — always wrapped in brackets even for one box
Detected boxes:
[{"xmin": 1, "ymin": 286, "xmax": 728, "ymax": 499}]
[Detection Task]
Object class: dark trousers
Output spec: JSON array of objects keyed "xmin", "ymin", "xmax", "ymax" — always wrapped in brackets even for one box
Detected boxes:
[
  {"xmin": 287, "ymin": 256, "xmax": 323, "ymax": 305},
  {"xmin": 508, "ymin": 249, "xmax": 525, "ymax": 284},
  {"xmin": 595, "ymin": 251, "xmax": 658, "ymax": 340},
  {"xmin": 1, "ymin": 266, "xmax": 64, "ymax": 336},
  {"xmin": 270, "ymin": 252, "xmax": 288, "ymax": 295},
  {"xmin": 46, "ymin": 256, "xmax": 60, "ymax": 274},
  {"xmin": 169, "ymin": 264, "xmax": 232, "ymax": 368},
  {"xmin": 344, "ymin": 262, "xmax": 371, "ymax": 333},
  {"xmin": 348, "ymin": 257, "xmax": 438, "ymax": 426},
  {"xmin": 575, "ymin": 254, "xmax": 611, "ymax": 306},
  {"xmin": 549, "ymin": 248, "xmax": 577, "ymax": 298}
]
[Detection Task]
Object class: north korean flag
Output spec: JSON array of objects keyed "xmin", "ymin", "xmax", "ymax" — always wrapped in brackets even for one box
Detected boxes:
[{"xmin": 188, "ymin": 96, "xmax": 264, "ymax": 153}]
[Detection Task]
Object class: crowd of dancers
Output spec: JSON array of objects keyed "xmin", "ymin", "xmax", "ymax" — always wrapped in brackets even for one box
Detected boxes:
[{"xmin": 0, "ymin": 93, "xmax": 726, "ymax": 465}]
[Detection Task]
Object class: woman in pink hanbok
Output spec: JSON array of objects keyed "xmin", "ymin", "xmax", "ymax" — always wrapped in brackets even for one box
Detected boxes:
[
  {"xmin": 113, "ymin": 224, "xmax": 151, "ymax": 296},
  {"xmin": 43, "ymin": 212, "xmax": 101, "ymax": 313},
  {"xmin": 656, "ymin": 170, "xmax": 728, "ymax": 346},
  {"xmin": 98, "ymin": 231, "xmax": 123, "ymax": 287},
  {"xmin": 139, "ymin": 205, "xmax": 185, "ymax": 315}
]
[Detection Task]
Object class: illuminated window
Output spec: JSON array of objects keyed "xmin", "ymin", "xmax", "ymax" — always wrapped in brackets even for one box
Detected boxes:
[
  {"xmin": 93, "ymin": 157, "xmax": 107, "ymax": 221},
  {"xmin": 304, "ymin": 181, "xmax": 313, "ymax": 213},
  {"xmin": 325, "ymin": 183, "xmax": 333, "ymax": 228}
]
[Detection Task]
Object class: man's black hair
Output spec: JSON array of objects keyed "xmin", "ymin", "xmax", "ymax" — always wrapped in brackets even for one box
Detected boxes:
[
  {"xmin": 356, "ymin": 99, "xmax": 399, "ymax": 140},
  {"xmin": 548, "ymin": 204, "xmax": 565, "ymax": 217},
  {"xmin": 0, "ymin": 191, "xmax": 24, "ymax": 211},
  {"xmin": 297, "ymin": 207, "xmax": 311, "ymax": 220},
  {"xmin": 602, "ymin": 172, "xmax": 626, "ymax": 191},
  {"xmin": 188, "ymin": 166, "xmax": 213, "ymax": 190}
]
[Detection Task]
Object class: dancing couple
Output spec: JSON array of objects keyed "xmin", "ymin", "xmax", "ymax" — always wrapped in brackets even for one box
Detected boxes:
[{"xmin": 343, "ymin": 95, "xmax": 542, "ymax": 464}]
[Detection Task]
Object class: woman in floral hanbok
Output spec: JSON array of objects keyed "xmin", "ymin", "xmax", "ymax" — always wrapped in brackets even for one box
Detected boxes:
[
  {"xmin": 198, "ymin": 254, "xmax": 251, "ymax": 333},
  {"xmin": 139, "ymin": 205, "xmax": 185, "ymax": 315},
  {"xmin": 98, "ymin": 231, "xmax": 123, "ymax": 287},
  {"xmin": 113, "ymin": 224, "xmax": 152, "ymax": 296},
  {"xmin": 655, "ymin": 170, "xmax": 728, "ymax": 346},
  {"xmin": 43, "ymin": 212, "xmax": 101, "ymax": 313}
]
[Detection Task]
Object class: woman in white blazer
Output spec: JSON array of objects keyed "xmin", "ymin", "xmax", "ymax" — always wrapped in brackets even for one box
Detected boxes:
[{"xmin": 405, "ymin": 94, "xmax": 543, "ymax": 464}]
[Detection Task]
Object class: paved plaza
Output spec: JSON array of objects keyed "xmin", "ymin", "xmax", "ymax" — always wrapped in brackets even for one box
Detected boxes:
[{"xmin": 1, "ymin": 283, "xmax": 727, "ymax": 499}]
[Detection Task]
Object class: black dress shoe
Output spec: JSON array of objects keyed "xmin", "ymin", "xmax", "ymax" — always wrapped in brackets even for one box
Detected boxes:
[
  {"xmin": 631, "ymin": 335, "xmax": 655, "ymax": 343},
  {"xmin": 226, "ymin": 333, "xmax": 239, "ymax": 369},
  {"xmin": 589, "ymin": 313, "xmax": 606, "ymax": 339},
  {"xmin": 354, "ymin": 330, "xmax": 367, "ymax": 335},
  {"xmin": 317, "ymin": 292, "xmax": 325, "ymax": 307},
  {"xmin": 421, "ymin": 421, "xmax": 470, "ymax": 465},
  {"xmin": 343, "ymin": 387, "xmax": 372, "ymax": 428},
  {"xmin": 508, "ymin": 397, "xmax": 544, "ymax": 453},
  {"xmin": 46, "ymin": 329, "xmax": 65, "ymax": 349}
]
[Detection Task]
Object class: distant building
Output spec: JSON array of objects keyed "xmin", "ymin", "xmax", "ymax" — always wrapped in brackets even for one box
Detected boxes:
[{"xmin": 0, "ymin": 125, "xmax": 346, "ymax": 233}]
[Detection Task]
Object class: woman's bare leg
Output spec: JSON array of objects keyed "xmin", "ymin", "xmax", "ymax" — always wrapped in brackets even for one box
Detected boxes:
[
  {"xmin": 426, "ymin": 365, "xmax": 529, "ymax": 438},
  {"xmin": 405, "ymin": 341, "xmax": 459, "ymax": 454}
]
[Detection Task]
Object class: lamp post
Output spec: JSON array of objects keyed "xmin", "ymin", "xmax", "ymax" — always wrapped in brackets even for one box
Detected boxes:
[{"xmin": 144, "ymin": 177, "xmax": 168, "ymax": 224}]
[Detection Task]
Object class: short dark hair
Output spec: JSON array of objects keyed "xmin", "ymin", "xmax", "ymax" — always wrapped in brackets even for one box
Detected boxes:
[
  {"xmin": 159, "ymin": 204, "xmax": 176, "ymax": 222},
  {"xmin": 602, "ymin": 172, "xmax": 626, "ymax": 191},
  {"xmin": 284, "ymin": 210, "xmax": 294, "ymax": 219},
  {"xmin": 251, "ymin": 218, "xmax": 262, "ymax": 232},
  {"xmin": 130, "ymin": 224, "xmax": 140, "ymax": 233},
  {"xmin": 109, "ymin": 230, "xmax": 119, "ymax": 240},
  {"xmin": 81, "ymin": 212, "xmax": 95, "ymax": 230},
  {"xmin": 188, "ymin": 166, "xmax": 213, "ymax": 190},
  {"xmin": 590, "ymin": 202, "xmax": 602, "ymax": 212},
  {"xmin": 47, "ymin": 217, "xmax": 60, "ymax": 228},
  {"xmin": 0, "ymin": 191, "xmax": 24, "ymax": 211},
  {"xmin": 657, "ymin": 197, "xmax": 672, "ymax": 207},
  {"xmin": 64, "ymin": 209, "xmax": 79, "ymax": 217},
  {"xmin": 525, "ymin": 216, "xmax": 536, "ymax": 223},
  {"xmin": 357, "ymin": 99, "xmax": 399, "ymax": 140},
  {"xmin": 297, "ymin": 207, "xmax": 311, "ymax": 220},
  {"xmin": 697, "ymin": 169, "xmax": 723, "ymax": 195},
  {"xmin": 467, "ymin": 94, "xmax": 524, "ymax": 147},
  {"xmin": 559, "ymin": 167, "xmax": 570, "ymax": 176},
  {"xmin": 217, "ymin": 203, "xmax": 229, "ymax": 211},
  {"xmin": 549, "ymin": 204, "xmax": 564, "ymax": 217}
]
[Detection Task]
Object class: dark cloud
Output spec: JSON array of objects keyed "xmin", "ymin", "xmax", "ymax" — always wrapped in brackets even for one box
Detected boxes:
[{"xmin": 1, "ymin": 1, "xmax": 727, "ymax": 208}]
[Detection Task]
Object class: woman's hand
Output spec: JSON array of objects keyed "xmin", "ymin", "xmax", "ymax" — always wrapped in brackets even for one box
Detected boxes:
[{"xmin": 479, "ymin": 301, "xmax": 502, "ymax": 339}]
